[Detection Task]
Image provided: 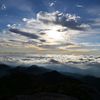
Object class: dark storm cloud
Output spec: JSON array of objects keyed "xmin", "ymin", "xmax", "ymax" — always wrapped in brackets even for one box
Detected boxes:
[{"xmin": 9, "ymin": 28, "xmax": 39, "ymax": 39}]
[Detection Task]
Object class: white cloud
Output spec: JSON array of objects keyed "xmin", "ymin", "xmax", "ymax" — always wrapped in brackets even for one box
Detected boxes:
[
  {"xmin": 76, "ymin": 5, "xmax": 83, "ymax": 8},
  {"xmin": 23, "ymin": 18, "xmax": 37, "ymax": 23},
  {"xmin": 65, "ymin": 13, "xmax": 80, "ymax": 21},
  {"xmin": 1, "ymin": 4, "xmax": 6, "ymax": 10},
  {"xmin": 23, "ymin": 11, "xmax": 83, "ymax": 31},
  {"xmin": 49, "ymin": 2, "xmax": 54, "ymax": 7},
  {"xmin": 7, "ymin": 24, "xmax": 11, "ymax": 27},
  {"xmin": 23, "ymin": 18, "xmax": 28, "ymax": 22},
  {"xmin": 37, "ymin": 11, "xmax": 87, "ymax": 31},
  {"xmin": 7, "ymin": 24, "xmax": 17, "ymax": 28}
]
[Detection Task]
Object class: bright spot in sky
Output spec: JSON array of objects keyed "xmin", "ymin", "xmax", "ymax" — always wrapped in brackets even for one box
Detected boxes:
[
  {"xmin": 48, "ymin": 30, "xmax": 61, "ymax": 39},
  {"xmin": 47, "ymin": 27, "xmax": 62, "ymax": 39}
]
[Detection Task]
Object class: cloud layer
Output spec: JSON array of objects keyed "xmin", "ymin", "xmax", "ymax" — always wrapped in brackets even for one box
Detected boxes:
[{"xmin": 0, "ymin": 53, "xmax": 100, "ymax": 77}]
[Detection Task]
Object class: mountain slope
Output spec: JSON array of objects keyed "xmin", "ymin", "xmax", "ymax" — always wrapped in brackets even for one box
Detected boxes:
[
  {"xmin": 0, "ymin": 72, "xmax": 41, "ymax": 100},
  {"xmin": 0, "ymin": 70, "xmax": 99, "ymax": 100},
  {"xmin": 81, "ymin": 75, "xmax": 100, "ymax": 92},
  {"xmin": 36, "ymin": 70, "xmax": 82, "ymax": 85}
]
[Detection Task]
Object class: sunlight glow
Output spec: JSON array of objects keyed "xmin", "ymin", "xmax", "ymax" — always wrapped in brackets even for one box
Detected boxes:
[
  {"xmin": 47, "ymin": 27, "xmax": 62, "ymax": 40},
  {"xmin": 48, "ymin": 31, "xmax": 61, "ymax": 39}
]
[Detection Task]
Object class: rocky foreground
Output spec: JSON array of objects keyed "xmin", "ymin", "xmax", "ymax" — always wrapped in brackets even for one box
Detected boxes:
[{"xmin": 17, "ymin": 93, "xmax": 78, "ymax": 100}]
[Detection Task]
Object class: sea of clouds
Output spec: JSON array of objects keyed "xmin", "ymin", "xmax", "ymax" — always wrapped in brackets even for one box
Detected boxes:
[{"xmin": 0, "ymin": 53, "xmax": 100, "ymax": 77}]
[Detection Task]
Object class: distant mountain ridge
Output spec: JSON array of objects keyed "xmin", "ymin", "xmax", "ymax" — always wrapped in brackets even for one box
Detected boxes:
[
  {"xmin": 11, "ymin": 65, "xmax": 52, "ymax": 75},
  {"xmin": 0, "ymin": 64, "xmax": 52, "ymax": 77},
  {"xmin": 0, "ymin": 64, "xmax": 100, "ymax": 97}
]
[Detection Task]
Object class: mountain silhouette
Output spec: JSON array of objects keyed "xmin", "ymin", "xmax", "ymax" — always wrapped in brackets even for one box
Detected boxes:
[
  {"xmin": 36, "ymin": 70, "xmax": 82, "ymax": 85},
  {"xmin": 0, "ymin": 64, "xmax": 100, "ymax": 100},
  {"xmin": 81, "ymin": 75, "xmax": 100, "ymax": 92},
  {"xmin": 0, "ymin": 70, "xmax": 99, "ymax": 100},
  {"xmin": 11, "ymin": 65, "xmax": 51, "ymax": 75}
]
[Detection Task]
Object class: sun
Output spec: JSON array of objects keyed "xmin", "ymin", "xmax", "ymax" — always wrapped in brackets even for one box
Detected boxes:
[
  {"xmin": 47, "ymin": 27, "xmax": 62, "ymax": 40},
  {"xmin": 48, "ymin": 30, "xmax": 61, "ymax": 39}
]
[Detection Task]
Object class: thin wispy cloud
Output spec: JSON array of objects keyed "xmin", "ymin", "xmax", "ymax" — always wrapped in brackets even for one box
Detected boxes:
[
  {"xmin": 49, "ymin": 2, "xmax": 54, "ymax": 7},
  {"xmin": 76, "ymin": 5, "xmax": 83, "ymax": 8},
  {"xmin": 9, "ymin": 28, "xmax": 40, "ymax": 39},
  {"xmin": 1, "ymin": 4, "xmax": 6, "ymax": 10}
]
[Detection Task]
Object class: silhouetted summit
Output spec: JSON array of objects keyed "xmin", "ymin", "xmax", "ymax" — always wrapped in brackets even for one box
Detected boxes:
[
  {"xmin": 0, "ymin": 64, "xmax": 11, "ymax": 70},
  {"xmin": 36, "ymin": 70, "xmax": 78, "ymax": 85}
]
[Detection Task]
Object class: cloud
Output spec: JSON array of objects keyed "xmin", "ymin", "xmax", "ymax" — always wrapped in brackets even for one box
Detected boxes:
[
  {"xmin": 22, "ymin": 11, "xmax": 90, "ymax": 32},
  {"xmin": 49, "ymin": 3, "xmax": 54, "ymax": 7},
  {"xmin": 3, "ymin": 11, "xmax": 93, "ymax": 52},
  {"xmin": 87, "ymin": 62, "xmax": 100, "ymax": 67},
  {"xmin": 1, "ymin": 53, "xmax": 100, "ymax": 77},
  {"xmin": 39, "ymin": 44, "xmax": 57, "ymax": 49},
  {"xmin": 0, "ymin": 38, "xmax": 40, "ymax": 49},
  {"xmin": 9, "ymin": 39, "xmax": 38, "ymax": 45},
  {"xmin": 39, "ymin": 43, "xmax": 74, "ymax": 49},
  {"xmin": 87, "ymin": 7, "xmax": 100, "ymax": 15},
  {"xmin": 7, "ymin": 24, "xmax": 11, "ymax": 27},
  {"xmin": 37, "ymin": 11, "xmax": 87, "ymax": 31},
  {"xmin": 57, "ymin": 28, "xmax": 68, "ymax": 32},
  {"xmin": 40, "ymin": 39, "xmax": 46, "ymax": 42},
  {"xmin": 9, "ymin": 28, "xmax": 39, "ymax": 39},
  {"xmin": 79, "ymin": 42, "xmax": 100, "ymax": 47},
  {"xmin": 49, "ymin": 59, "xmax": 60, "ymax": 64},
  {"xmin": 1, "ymin": 4, "xmax": 6, "ymax": 10},
  {"xmin": 39, "ymin": 32, "xmax": 46, "ymax": 35},
  {"xmin": 76, "ymin": 5, "xmax": 83, "ymax": 8}
]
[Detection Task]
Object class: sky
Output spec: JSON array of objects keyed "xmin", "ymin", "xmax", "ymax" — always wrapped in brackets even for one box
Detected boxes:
[{"xmin": 0, "ymin": 0, "xmax": 100, "ymax": 55}]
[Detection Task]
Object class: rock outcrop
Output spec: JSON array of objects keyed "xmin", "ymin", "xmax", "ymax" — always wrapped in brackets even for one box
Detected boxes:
[{"xmin": 17, "ymin": 93, "xmax": 78, "ymax": 100}]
